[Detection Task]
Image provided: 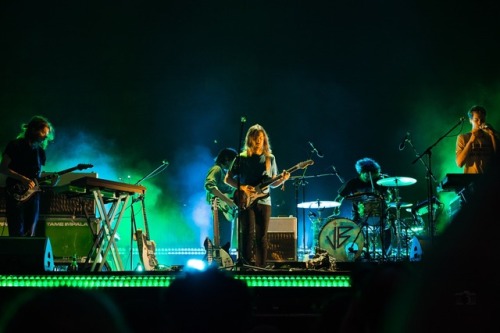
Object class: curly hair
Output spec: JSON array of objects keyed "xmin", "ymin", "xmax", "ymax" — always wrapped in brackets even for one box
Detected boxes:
[{"xmin": 355, "ymin": 157, "xmax": 381, "ymax": 174}]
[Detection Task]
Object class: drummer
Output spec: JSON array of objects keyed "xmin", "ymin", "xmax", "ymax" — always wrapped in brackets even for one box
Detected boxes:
[{"xmin": 331, "ymin": 157, "xmax": 393, "ymax": 256}]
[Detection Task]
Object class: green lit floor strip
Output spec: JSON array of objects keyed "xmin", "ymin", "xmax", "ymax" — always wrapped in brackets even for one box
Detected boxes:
[{"xmin": 1, "ymin": 274, "xmax": 351, "ymax": 288}]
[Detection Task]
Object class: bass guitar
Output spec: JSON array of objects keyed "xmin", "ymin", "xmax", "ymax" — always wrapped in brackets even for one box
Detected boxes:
[
  {"xmin": 204, "ymin": 197, "xmax": 233, "ymax": 268},
  {"xmin": 6, "ymin": 163, "xmax": 93, "ymax": 202},
  {"xmin": 234, "ymin": 159, "xmax": 314, "ymax": 210},
  {"xmin": 136, "ymin": 195, "xmax": 159, "ymax": 271}
]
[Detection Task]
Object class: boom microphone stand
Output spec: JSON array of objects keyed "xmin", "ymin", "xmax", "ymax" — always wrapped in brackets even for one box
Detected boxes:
[
  {"xmin": 295, "ymin": 150, "xmax": 314, "ymax": 260},
  {"xmin": 128, "ymin": 160, "xmax": 169, "ymax": 270},
  {"xmin": 410, "ymin": 117, "xmax": 465, "ymax": 245}
]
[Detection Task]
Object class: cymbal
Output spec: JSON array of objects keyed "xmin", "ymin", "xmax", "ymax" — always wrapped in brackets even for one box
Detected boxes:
[
  {"xmin": 388, "ymin": 202, "xmax": 413, "ymax": 208},
  {"xmin": 297, "ymin": 201, "xmax": 341, "ymax": 209},
  {"xmin": 376, "ymin": 176, "xmax": 417, "ymax": 187}
]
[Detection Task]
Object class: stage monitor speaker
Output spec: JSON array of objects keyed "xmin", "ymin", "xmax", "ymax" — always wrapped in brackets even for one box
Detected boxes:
[
  {"xmin": 0, "ymin": 237, "xmax": 54, "ymax": 273},
  {"xmin": 267, "ymin": 217, "xmax": 297, "ymax": 262},
  {"xmin": 409, "ymin": 235, "xmax": 431, "ymax": 262}
]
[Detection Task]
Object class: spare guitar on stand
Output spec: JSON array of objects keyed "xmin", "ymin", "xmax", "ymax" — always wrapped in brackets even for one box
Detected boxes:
[
  {"xmin": 204, "ymin": 197, "xmax": 233, "ymax": 269},
  {"xmin": 130, "ymin": 160, "xmax": 169, "ymax": 271}
]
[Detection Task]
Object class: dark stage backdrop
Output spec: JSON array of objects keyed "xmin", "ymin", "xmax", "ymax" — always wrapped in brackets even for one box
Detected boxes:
[{"xmin": 1, "ymin": 1, "xmax": 499, "ymax": 267}]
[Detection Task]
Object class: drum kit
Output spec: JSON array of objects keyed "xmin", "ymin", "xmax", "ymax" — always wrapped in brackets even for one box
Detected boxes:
[{"xmin": 297, "ymin": 176, "xmax": 420, "ymax": 263}]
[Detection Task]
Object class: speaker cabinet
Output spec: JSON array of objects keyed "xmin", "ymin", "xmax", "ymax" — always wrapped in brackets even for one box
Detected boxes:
[
  {"xmin": 42, "ymin": 218, "xmax": 96, "ymax": 259},
  {"xmin": 1, "ymin": 217, "xmax": 96, "ymax": 260},
  {"xmin": 267, "ymin": 217, "xmax": 297, "ymax": 262},
  {"xmin": 409, "ymin": 236, "xmax": 431, "ymax": 262},
  {"xmin": 0, "ymin": 237, "xmax": 54, "ymax": 273}
]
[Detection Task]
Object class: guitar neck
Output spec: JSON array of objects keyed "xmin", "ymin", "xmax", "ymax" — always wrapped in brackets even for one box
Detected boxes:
[
  {"xmin": 260, "ymin": 163, "xmax": 306, "ymax": 190},
  {"xmin": 40, "ymin": 164, "xmax": 93, "ymax": 182},
  {"xmin": 142, "ymin": 199, "xmax": 151, "ymax": 241},
  {"xmin": 212, "ymin": 198, "xmax": 221, "ymax": 248}
]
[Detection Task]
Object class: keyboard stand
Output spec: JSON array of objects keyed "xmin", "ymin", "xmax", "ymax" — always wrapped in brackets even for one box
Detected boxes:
[{"xmin": 85, "ymin": 189, "xmax": 131, "ymax": 272}]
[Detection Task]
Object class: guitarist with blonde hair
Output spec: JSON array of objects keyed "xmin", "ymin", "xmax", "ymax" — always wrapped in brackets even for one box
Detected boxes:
[
  {"xmin": 1, "ymin": 115, "xmax": 58, "ymax": 237},
  {"xmin": 225, "ymin": 124, "xmax": 291, "ymax": 268}
]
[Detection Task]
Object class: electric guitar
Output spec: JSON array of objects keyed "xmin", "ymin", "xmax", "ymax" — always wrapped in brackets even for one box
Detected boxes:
[
  {"xmin": 6, "ymin": 163, "xmax": 93, "ymax": 202},
  {"xmin": 234, "ymin": 159, "xmax": 314, "ymax": 210},
  {"xmin": 136, "ymin": 195, "xmax": 159, "ymax": 271},
  {"xmin": 204, "ymin": 197, "xmax": 233, "ymax": 268}
]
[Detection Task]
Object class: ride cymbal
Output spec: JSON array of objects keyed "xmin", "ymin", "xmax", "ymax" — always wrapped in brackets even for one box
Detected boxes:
[{"xmin": 376, "ymin": 176, "xmax": 417, "ymax": 187}]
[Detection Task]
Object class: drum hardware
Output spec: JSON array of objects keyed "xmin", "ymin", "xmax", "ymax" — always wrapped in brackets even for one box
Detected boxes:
[{"xmin": 376, "ymin": 177, "xmax": 417, "ymax": 262}]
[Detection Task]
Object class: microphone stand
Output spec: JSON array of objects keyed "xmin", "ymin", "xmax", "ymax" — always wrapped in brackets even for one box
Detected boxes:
[
  {"xmin": 128, "ymin": 160, "xmax": 169, "ymax": 270},
  {"xmin": 410, "ymin": 118, "xmax": 463, "ymax": 246},
  {"xmin": 293, "ymin": 162, "xmax": 310, "ymax": 260},
  {"xmin": 230, "ymin": 117, "xmax": 264, "ymax": 271}
]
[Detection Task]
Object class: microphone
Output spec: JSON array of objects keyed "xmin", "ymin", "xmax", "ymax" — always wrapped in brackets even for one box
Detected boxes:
[
  {"xmin": 162, "ymin": 160, "xmax": 169, "ymax": 165},
  {"xmin": 241, "ymin": 116, "xmax": 247, "ymax": 123},
  {"xmin": 398, "ymin": 132, "xmax": 410, "ymax": 151},
  {"xmin": 481, "ymin": 124, "xmax": 491, "ymax": 130},
  {"xmin": 459, "ymin": 117, "xmax": 466, "ymax": 122},
  {"xmin": 308, "ymin": 141, "xmax": 324, "ymax": 158}
]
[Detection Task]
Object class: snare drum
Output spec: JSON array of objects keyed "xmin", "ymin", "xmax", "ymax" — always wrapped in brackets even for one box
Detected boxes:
[{"xmin": 318, "ymin": 218, "xmax": 364, "ymax": 262}]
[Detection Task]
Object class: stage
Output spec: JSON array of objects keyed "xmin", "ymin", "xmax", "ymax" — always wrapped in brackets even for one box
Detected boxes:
[{"xmin": 0, "ymin": 260, "xmax": 427, "ymax": 332}]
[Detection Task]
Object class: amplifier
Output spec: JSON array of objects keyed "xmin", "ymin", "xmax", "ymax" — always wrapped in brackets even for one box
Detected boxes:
[
  {"xmin": 0, "ymin": 217, "xmax": 96, "ymax": 260},
  {"xmin": 267, "ymin": 216, "xmax": 297, "ymax": 262}
]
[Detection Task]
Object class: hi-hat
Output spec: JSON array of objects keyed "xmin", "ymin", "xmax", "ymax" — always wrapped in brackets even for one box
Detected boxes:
[
  {"xmin": 297, "ymin": 201, "xmax": 341, "ymax": 209},
  {"xmin": 376, "ymin": 177, "xmax": 417, "ymax": 187},
  {"xmin": 388, "ymin": 202, "xmax": 413, "ymax": 208}
]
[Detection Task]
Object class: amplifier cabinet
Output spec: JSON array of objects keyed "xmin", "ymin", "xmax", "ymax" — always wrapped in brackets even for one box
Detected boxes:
[
  {"xmin": 0, "ymin": 217, "xmax": 96, "ymax": 260},
  {"xmin": 267, "ymin": 217, "xmax": 297, "ymax": 262}
]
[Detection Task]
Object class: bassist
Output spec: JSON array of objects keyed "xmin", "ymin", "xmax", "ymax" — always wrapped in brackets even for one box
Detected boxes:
[
  {"xmin": 0, "ymin": 115, "xmax": 58, "ymax": 237},
  {"xmin": 225, "ymin": 124, "xmax": 290, "ymax": 268}
]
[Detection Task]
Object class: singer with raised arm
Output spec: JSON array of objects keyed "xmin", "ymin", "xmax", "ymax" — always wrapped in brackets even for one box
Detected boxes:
[
  {"xmin": 224, "ymin": 124, "xmax": 290, "ymax": 268},
  {"xmin": 456, "ymin": 105, "xmax": 499, "ymax": 174}
]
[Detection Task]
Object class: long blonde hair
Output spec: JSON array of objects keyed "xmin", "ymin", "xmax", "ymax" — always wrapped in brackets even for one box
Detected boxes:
[
  {"xmin": 243, "ymin": 124, "xmax": 272, "ymax": 171},
  {"xmin": 243, "ymin": 124, "xmax": 272, "ymax": 156}
]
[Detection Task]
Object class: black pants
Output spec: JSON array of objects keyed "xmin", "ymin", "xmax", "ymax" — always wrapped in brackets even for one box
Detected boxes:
[
  {"xmin": 6, "ymin": 192, "xmax": 41, "ymax": 237},
  {"xmin": 237, "ymin": 203, "xmax": 271, "ymax": 267}
]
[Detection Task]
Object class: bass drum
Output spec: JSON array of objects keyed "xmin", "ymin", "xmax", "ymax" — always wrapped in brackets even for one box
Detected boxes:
[{"xmin": 318, "ymin": 218, "xmax": 364, "ymax": 262}]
